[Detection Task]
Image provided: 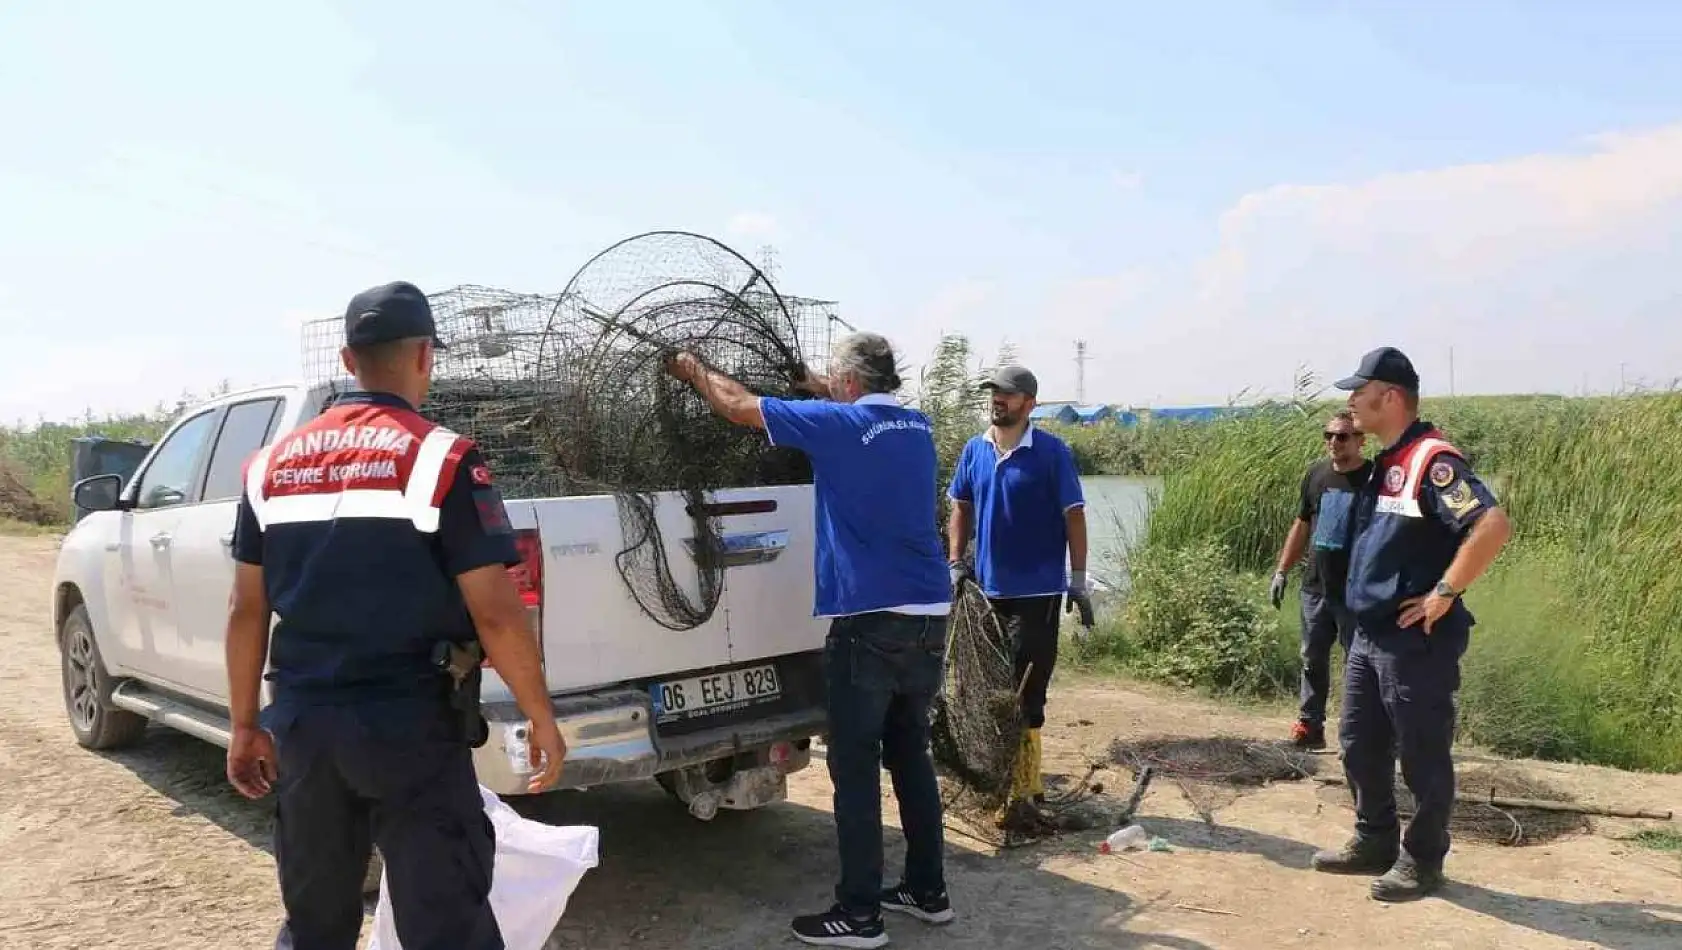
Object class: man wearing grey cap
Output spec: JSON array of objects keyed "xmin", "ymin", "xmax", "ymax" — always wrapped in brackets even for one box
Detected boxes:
[
  {"xmin": 945, "ymin": 364, "xmax": 1092, "ymax": 818},
  {"xmin": 1310, "ymin": 346, "xmax": 1511, "ymax": 902}
]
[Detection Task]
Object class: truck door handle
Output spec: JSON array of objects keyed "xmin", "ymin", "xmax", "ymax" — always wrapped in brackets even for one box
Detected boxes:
[
  {"xmin": 219, "ymin": 533, "xmax": 234, "ymax": 549},
  {"xmin": 149, "ymin": 533, "xmax": 172, "ymax": 550},
  {"xmin": 682, "ymin": 530, "xmax": 789, "ymax": 567}
]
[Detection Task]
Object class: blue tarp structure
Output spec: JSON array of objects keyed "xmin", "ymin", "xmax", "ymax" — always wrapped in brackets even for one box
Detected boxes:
[
  {"xmin": 1150, "ymin": 405, "xmax": 1239, "ymax": 424},
  {"xmin": 69, "ymin": 436, "xmax": 152, "ymax": 522},
  {"xmin": 1072, "ymin": 405, "xmax": 1113, "ymax": 425},
  {"xmin": 1029, "ymin": 404, "xmax": 1079, "ymax": 425}
]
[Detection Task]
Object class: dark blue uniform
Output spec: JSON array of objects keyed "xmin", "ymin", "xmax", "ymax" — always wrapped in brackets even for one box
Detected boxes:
[
  {"xmin": 233, "ymin": 389, "xmax": 521, "ymax": 950},
  {"xmin": 1339, "ymin": 419, "xmax": 1499, "ymax": 871}
]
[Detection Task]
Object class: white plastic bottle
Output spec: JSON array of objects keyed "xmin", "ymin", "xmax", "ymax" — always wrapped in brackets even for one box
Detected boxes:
[{"xmin": 1098, "ymin": 824, "xmax": 1149, "ymax": 854}]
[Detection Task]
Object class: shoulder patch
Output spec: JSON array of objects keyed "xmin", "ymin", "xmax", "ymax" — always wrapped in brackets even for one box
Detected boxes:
[
  {"xmin": 1429, "ymin": 459, "xmax": 1456, "ymax": 488},
  {"xmin": 1439, "ymin": 480, "xmax": 1481, "ymax": 516},
  {"xmin": 470, "ymin": 463, "xmax": 493, "ymax": 486},
  {"xmin": 1383, "ymin": 466, "xmax": 1405, "ymax": 492}
]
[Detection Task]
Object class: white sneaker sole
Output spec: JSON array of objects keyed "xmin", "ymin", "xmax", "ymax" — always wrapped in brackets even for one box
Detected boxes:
[
  {"xmin": 792, "ymin": 931, "xmax": 890, "ymax": 949},
  {"xmin": 882, "ymin": 902, "xmax": 956, "ymax": 925}
]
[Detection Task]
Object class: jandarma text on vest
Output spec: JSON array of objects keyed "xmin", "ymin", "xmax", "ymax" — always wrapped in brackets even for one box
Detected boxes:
[{"xmin": 271, "ymin": 425, "xmax": 417, "ymax": 463}]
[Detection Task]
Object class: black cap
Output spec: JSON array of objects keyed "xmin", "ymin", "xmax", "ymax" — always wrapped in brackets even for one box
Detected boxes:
[
  {"xmin": 1334, "ymin": 346, "xmax": 1418, "ymax": 391},
  {"xmin": 980, "ymin": 365, "xmax": 1039, "ymax": 398},
  {"xmin": 343, "ymin": 281, "xmax": 447, "ymax": 349}
]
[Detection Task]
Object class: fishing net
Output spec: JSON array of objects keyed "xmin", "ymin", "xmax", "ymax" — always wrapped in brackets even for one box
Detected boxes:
[
  {"xmin": 301, "ymin": 231, "xmax": 848, "ymax": 630},
  {"xmin": 1110, "ymin": 735, "xmax": 1320, "ymax": 822},
  {"xmin": 1313, "ymin": 762, "xmax": 1589, "ymax": 846},
  {"xmin": 931, "ymin": 578, "xmax": 1022, "ymax": 811},
  {"xmin": 931, "ymin": 578, "xmax": 1109, "ymax": 843}
]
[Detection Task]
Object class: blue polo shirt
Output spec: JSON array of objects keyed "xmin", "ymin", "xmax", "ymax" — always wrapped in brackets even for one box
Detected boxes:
[
  {"xmin": 759, "ymin": 393, "xmax": 951, "ymax": 618},
  {"xmin": 948, "ymin": 425, "xmax": 1085, "ymax": 599}
]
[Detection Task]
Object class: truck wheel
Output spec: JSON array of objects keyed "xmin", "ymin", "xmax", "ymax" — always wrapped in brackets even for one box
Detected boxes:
[{"xmin": 60, "ymin": 603, "xmax": 147, "ymax": 750}]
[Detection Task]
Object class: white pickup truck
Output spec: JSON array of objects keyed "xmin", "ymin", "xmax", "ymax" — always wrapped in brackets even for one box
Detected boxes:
[{"xmin": 52, "ymin": 379, "xmax": 830, "ymax": 820}]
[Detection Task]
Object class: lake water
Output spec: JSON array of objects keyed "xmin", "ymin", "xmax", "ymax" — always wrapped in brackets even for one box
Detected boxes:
[{"xmin": 1079, "ymin": 475, "xmax": 1160, "ymax": 590}]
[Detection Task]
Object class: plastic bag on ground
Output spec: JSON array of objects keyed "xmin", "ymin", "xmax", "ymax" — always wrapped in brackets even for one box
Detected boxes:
[{"xmin": 366, "ymin": 784, "xmax": 600, "ymax": 950}]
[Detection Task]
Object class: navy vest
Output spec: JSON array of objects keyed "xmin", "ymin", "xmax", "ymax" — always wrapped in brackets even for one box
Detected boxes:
[
  {"xmin": 243, "ymin": 392, "xmax": 478, "ymax": 702},
  {"xmin": 1345, "ymin": 422, "xmax": 1474, "ymax": 631}
]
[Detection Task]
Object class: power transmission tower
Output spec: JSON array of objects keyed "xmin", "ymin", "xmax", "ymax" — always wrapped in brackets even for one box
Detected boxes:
[
  {"xmin": 758, "ymin": 244, "xmax": 779, "ymax": 282},
  {"xmin": 1074, "ymin": 339, "xmax": 1089, "ymax": 404}
]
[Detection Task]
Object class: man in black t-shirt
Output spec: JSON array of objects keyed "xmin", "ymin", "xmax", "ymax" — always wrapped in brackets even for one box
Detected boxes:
[{"xmin": 1269, "ymin": 409, "xmax": 1373, "ymax": 749}]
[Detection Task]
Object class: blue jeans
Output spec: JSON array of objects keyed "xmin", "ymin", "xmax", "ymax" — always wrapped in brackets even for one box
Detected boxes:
[
  {"xmin": 824, "ymin": 611, "xmax": 949, "ymax": 917},
  {"xmin": 1339, "ymin": 620, "xmax": 1469, "ymax": 869},
  {"xmin": 1298, "ymin": 590, "xmax": 1356, "ymax": 725}
]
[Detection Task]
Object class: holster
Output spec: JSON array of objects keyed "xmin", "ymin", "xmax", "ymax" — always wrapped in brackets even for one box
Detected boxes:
[{"xmin": 431, "ymin": 640, "xmax": 488, "ymax": 748}]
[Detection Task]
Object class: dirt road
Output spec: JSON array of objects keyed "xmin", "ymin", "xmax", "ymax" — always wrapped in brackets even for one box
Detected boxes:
[{"xmin": 2, "ymin": 533, "xmax": 1679, "ymax": 949}]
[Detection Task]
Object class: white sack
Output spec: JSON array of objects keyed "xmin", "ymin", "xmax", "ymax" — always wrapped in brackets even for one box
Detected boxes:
[{"xmin": 367, "ymin": 785, "xmax": 600, "ymax": 950}]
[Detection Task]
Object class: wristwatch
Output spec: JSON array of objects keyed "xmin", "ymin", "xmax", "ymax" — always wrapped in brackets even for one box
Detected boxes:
[{"xmin": 1433, "ymin": 580, "xmax": 1460, "ymax": 599}]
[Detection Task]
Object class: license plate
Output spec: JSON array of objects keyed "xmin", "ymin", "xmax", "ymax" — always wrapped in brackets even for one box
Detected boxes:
[{"xmin": 650, "ymin": 663, "xmax": 782, "ymax": 724}]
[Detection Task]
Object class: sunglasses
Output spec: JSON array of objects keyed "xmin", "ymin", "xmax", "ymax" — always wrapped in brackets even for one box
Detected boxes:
[{"xmin": 1324, "ymin": 431, "xmax": 1362, "ymax": 442}]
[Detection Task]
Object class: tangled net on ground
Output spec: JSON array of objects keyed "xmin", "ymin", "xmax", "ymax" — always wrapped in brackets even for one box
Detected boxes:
[
  {"xmin": 1313, "ymin": 763, "xmax": 1589, "ymax": 846},
  {"xmin": 1110, "ymin": 735, "xmax": 1320, "ymax": 822},
  {"xmin": 301, "ymin": 232, "xmax": 846, "ymax": 630}
]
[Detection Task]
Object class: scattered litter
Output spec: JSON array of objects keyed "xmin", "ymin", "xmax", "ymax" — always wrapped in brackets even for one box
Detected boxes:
[
  {"xmin": 367, "ymin": 785, "xmax": 598, "ymax": 950},
  {"xmin": 1100, "ymin": 825, "xmax": 1149, "ymax": 854}
]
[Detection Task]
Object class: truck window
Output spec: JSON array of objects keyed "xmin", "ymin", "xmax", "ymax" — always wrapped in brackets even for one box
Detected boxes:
[
  {"xmin": 133, "ymin": 410, "xmax": 220, "ymax": 510},
  {"xmin": 200, "ymin": 398, "xmax": 283, "ymax": 502}
]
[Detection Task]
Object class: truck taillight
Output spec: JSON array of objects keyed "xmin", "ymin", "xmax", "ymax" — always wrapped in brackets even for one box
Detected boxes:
[
  {"xmin": 487, "ymin": 528, "xmax": 544, "ymax": 669},
  {"xmin": 508, "ymin": 529, "xmax": 543, "ymax": 608}
]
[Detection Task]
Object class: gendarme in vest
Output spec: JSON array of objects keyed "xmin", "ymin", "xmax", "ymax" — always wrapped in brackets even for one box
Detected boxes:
[
  {"xmin": 242, "ymin": 391, "xmax": 479, "ymax": 701},
  {"xmin": 1344, "ymin": 423, "xmax": 1473, "ymax": 629}
]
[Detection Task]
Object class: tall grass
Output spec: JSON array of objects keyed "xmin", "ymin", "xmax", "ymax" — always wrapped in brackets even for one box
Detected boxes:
[
  {"xmin": 1070, "ymin": 387, "xmax": 1682, "ymax": 772},
  {"xmin": 0, "ymin": 387, "xmax": 222, "ymax": 525}
]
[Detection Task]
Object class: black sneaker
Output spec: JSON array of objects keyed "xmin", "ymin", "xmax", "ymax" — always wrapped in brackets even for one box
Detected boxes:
[
  {"xmin": 880, "ymin": 884, "xmax": 956, "ymax": 925},
  {"xmin": 790, "ymin": 905, "xmax": 889, "ymax": 948}
]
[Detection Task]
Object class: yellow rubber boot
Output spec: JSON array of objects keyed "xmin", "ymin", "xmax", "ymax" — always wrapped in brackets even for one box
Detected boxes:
[
  {"xmin": 1024, "ymin": 728, "xmax": 1044, "ymax": 801},
  {"xmin": 1006, "ymin": 728, "xmax": 1042, "ymax": 804}
]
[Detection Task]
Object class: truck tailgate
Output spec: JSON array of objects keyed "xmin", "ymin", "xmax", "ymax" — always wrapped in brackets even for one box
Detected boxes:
[{"xmin": 702, "ymin": 484, "xmax": 827, "ymax": 666}]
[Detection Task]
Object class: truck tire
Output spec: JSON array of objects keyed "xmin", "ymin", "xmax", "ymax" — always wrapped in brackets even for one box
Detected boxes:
[{"xmin": 60, "ymin": 603, "xmax": 148, "ymax": 751}]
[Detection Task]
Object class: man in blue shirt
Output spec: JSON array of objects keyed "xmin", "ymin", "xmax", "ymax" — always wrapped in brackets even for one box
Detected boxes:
[
  {"xmin": 665, "ymin": 330, "xmax": 954, "ymax": 949},
  {"xmin": 945, "ymin": 365, "xmax": 1092, "ymax": 816},
  {"xmin": 1311, "ymin": 347, "xmax": 1511, "ymax": 902}
]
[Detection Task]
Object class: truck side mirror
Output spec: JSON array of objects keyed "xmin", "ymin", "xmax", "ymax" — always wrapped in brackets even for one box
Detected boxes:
[{"xmin": 72, "ymin": 474, "xmax": 124, "ymax": 513}]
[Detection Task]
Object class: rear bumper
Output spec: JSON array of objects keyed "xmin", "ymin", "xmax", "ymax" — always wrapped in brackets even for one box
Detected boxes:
[{"xmin": 470, "ymin": 685, "xmax": 827, "ymax": 796}]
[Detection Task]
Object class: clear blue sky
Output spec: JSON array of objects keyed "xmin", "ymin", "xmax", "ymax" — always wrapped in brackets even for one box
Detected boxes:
[{"xmin": 3, "ymin": 1, "xmax": 1680, "ymax": 422}]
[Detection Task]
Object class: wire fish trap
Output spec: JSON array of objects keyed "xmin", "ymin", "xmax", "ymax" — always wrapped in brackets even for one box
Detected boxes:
[
  {"xmin": 931, "ymin": 579, "xmax": 1022, "ymax": 813},
  {"xmin": 299, "ymin": 231, "xmax": 856, "ymax": 633},
  {"xmin": 929, "ymin": 580, "xmax": 1115, "ymax": 845}
]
